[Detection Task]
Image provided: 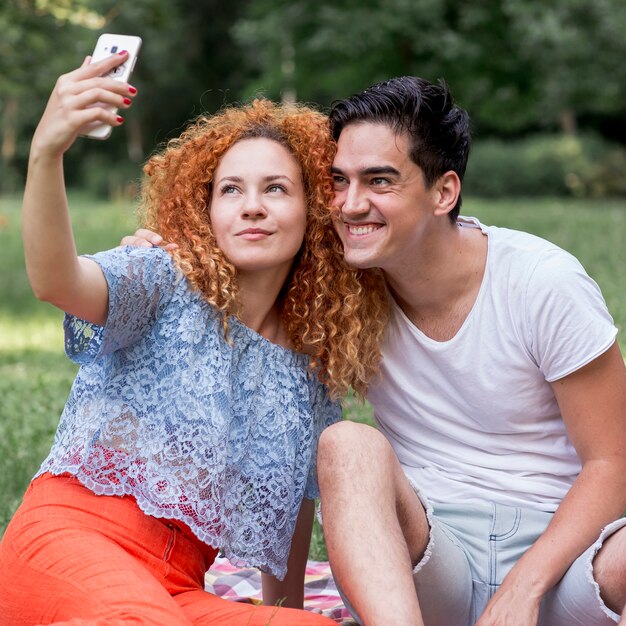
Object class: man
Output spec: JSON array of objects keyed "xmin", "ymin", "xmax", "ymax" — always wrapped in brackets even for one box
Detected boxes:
[
  {"xmin": 317, "ymin": 76, "xmax": 626, "ymax": 626},
  {"xmin": 125, "ymin": 77, "xmax": 626, "ymax": 626}
]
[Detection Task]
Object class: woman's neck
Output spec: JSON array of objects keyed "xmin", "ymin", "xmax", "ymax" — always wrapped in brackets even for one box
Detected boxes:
[{"xmin": 236, "ymin": 272, "xmax": 290, "ymax": 347}]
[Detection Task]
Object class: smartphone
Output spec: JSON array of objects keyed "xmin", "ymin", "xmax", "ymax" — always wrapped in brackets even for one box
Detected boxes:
[{"xmin": 82, "ymin": 33, "xmax": 142, "ymax": 140}]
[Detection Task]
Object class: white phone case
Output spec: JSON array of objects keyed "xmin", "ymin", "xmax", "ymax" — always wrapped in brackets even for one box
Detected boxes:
[{"xmin": 82, "ymin": 34, "xmax": 142, "ymax": 140}]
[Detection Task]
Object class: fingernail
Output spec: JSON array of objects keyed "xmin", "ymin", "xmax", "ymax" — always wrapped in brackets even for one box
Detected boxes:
[
  {"xmin": 128, "ymin": 86, "xmax": 137, "ymax": 94},
  {"xmin": 118, "ymin": 49, "xmax": 128, "ymax": 56},
  {"xmin": 123, "ymin": 98, "xmax": 132, "ymax": 105},
  {"xmin": 116, "ymin": 115, "xmax": 124, "ymax": 123}
]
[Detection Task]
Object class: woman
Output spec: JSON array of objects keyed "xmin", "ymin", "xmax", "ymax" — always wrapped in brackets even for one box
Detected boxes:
[{"xmin": 0, "ymin": 51, "xmax": 387, "ymax": 625}]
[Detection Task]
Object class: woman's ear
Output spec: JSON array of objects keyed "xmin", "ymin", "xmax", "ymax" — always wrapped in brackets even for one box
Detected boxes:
[{"xmin": 432, "ymin": 171, "xmax": 461, "ymax": 218}]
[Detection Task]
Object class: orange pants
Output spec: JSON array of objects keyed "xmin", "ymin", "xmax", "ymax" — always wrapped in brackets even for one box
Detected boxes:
[{"xmin": 0, "ymin": 473, "xmax": 335, "ymax": 625}]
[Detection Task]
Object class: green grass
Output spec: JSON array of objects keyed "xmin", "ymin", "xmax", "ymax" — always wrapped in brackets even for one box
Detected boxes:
[
  {"xmin": 0, "ymin": 191, "xmax": 138, "ymax": 531},
  {"xmin": 1, "ymin": 193, "xmax": 625, "ymax": 560}
]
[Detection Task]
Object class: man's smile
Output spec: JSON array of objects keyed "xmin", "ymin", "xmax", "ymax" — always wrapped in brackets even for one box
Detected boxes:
[{"xmin": 345, "ymin": 223, "xmax": 383, "ymax": 236}]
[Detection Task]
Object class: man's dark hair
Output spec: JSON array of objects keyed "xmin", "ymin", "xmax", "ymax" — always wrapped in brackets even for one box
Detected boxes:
[{"xmin": 329, "ymin": 77, "xmax": 471, "ymax": 221}]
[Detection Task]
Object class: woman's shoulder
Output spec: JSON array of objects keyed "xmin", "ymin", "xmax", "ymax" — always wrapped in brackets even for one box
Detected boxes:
[{"xmin": 87, "ymin": 244, "xmax": 179, "ymax": 280}]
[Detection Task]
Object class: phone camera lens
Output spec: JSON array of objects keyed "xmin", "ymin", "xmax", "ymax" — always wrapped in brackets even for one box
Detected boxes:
[{"xmin": 111, "ymin": 45, "xmax": 118, "ymax": 53}]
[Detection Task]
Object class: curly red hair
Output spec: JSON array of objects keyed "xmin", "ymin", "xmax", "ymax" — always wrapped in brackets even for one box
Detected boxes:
[{"xmin": 139, "ymin": 99, "xmax": 388, "ymax": 398}]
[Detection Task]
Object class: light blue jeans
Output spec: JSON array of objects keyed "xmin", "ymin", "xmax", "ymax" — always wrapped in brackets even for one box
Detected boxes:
[{"xmin": 341, "ymin": 489, "xmax": 625, "ymax": 626}]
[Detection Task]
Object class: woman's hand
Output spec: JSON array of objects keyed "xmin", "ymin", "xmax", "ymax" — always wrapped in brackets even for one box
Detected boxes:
[{"xmin": 31, "ymin": 52, "xmax": 137, "ymax": 159}]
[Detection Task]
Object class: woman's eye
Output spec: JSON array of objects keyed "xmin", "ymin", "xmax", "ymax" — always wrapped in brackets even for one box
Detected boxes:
[
  {"xmin": 221, "ymin": 185, "xmax": 238, "ymax": 194},
  {"xmin": 267, "ymin": 184, "xmax": 286, "ymax": 193}
]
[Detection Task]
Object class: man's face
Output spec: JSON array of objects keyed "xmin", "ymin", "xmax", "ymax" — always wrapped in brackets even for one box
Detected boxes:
[{"xmin": 331, "ymin": 122, "xmax": 438, "ymax": 274}]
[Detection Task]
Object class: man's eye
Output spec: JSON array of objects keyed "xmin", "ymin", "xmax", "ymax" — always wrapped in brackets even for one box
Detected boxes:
[
  {"xmin": 371, "ymin": 177, "xmax": 389, "ymax": 185},
  {"xmin": 333, "ymin": 176, "xmax": 346, "ymax": 187}
]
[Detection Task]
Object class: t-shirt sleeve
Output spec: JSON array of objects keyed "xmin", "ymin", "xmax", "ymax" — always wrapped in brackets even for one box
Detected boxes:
[
  {"xmin": 64, "ymin": 246, "xmax": 180, "ymax": 365},
  {"xmin": 526, "ymin": 247, "xmax": 617, "ymax": 382},
  {"xmin": 304, "ymin": 383, "xmax": 343, "ymax": 500}
]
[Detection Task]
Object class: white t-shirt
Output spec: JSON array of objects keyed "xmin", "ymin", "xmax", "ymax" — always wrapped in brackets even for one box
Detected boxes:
[{"xmin": 368, "ymin": 217, "xmax": 617, "ymax": 512}]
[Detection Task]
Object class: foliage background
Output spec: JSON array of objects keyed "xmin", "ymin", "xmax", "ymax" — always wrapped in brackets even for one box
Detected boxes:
[{"xmin": 2, "ymin": 0, "xmax": 626, "ymax": 197}]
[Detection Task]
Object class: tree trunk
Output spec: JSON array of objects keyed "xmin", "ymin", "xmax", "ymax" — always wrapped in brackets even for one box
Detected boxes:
[
  {"xmin": 1, "ymin": 97, "xmax": 18, "ymax": 194},
  {"xmin": 127, "ymin": 115, "xmax": 144, "ymax": 163},
  {"xmin": 281, "ymin": 39, "xmax": 296, "ymax": 104},
  {"xmin": 559, "ymin": 109, "xmax": 577, "ymax": 134}
]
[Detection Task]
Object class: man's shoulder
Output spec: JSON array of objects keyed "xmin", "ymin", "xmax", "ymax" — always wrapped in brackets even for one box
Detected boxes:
[
  {"xmin": 460, "ymin": 218, "xmax": 594, "ymax": 304},
  {"xmin": 460, "ymin": 216, "xmax": 565, "ymax": 270},
  {"xmin": 474, "ymin": 219, "xmax": 554, "ymax": 251}
]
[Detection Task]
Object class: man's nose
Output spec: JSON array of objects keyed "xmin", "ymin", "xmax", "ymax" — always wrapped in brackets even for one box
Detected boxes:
[{"xmin": 340, "ymin": 183, "xmax": 369, "ymax": 217}]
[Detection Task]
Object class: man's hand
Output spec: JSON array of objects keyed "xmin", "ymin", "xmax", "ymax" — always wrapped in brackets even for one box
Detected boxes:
[
  {"xmin": 120, "ymin": 228, "xmax": 178, "ymax": 250},
  {"xmin": 475, "ymin": 576, "xmax": 542, "ymax": 626}
]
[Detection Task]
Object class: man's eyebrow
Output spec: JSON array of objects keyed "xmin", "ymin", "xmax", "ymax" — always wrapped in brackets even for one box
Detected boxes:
[
  {"xmin": 330, "ymin": 165, "xmax": 401, "ymax": 176},
  {"xmin": 362, "ymin": 166, "xmax": 401, "ymax": 177}
]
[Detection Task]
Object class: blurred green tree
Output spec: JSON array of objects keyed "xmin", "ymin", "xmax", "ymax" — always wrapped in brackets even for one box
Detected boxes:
[
  {"xmin": 0, "ymin": 0, "xmax": 99, "ymax": 192},
  {"xmin": 0, "ymin": 0, "xmax": 253, "ymax": 194},
  {"xmin": 234, "ymin": 0, "xmax": 626, "ymax": 139},
  {"xmin": 3, "ymin": 0, "xmax": 626, "ymax": 196}
]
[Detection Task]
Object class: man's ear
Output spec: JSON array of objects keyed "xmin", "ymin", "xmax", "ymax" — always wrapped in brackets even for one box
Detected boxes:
[{"xmin": 432, "ymin": 171, "xmax": 461, "ymax": 217}]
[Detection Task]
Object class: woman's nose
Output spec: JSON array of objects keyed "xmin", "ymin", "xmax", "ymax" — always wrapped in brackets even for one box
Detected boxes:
[{"xmin": 241, "ymin": 194, "xmax": 267, "ymax": 218}]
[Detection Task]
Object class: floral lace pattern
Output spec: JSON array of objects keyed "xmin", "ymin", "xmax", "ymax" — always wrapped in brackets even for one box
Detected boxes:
[{"xmin": 36, "ymin": 246, "xmax": 341, "ymax": 579}]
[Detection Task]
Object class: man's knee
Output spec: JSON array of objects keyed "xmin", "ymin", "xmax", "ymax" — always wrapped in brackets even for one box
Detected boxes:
[
  {"xmin": 594, "ymin": 524, "xmax": 626, "ymax": 614},
  {"xmin": 595, "ymin": 524, "xmax": 626, "ymax": 577},
  {"xmin": 318, "ymin": 421, "xmax": 396, "ymax": 485},
  {"xmin": 319, "ymin": 421, "xmax": 391, "ymax": 465}
]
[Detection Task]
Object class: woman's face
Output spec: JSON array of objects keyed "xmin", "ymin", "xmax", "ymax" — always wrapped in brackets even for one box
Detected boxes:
[{"xmin": 210, "ymin": 138, "xmax": 307, "ymax": 280}]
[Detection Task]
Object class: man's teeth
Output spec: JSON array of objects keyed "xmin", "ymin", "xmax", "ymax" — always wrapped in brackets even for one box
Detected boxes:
[{"xmin": 349, "ymin": 225, "xmax": 378, "ymax": 235}]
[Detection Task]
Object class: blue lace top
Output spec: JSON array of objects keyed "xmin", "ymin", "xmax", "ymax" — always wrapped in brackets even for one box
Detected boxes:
[{"xmin": 35, "ymin": 246, "xmax": 342, "ymax": 579}]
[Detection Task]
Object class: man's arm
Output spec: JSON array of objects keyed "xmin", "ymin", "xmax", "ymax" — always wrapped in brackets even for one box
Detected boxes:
[
  {"xmin": 476, "ymin": 341, "xmax": 626, "ymax": 626},
  {"xmin": 120, "ymin": 229, "xmax": 178, "ymax": 250},
  {"xmin": 261, "ymin": 498, "xmax": 315, "ymax": 609}
]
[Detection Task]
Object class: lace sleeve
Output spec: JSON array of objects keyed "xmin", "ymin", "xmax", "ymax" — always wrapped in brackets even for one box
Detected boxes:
[
  {"xmin": 64, "ymin": 246, "xmax": 179, "ymax": 365},
  {"xmin": 304, "ymin": 381, "xmax": 343, "ymax": 500}
]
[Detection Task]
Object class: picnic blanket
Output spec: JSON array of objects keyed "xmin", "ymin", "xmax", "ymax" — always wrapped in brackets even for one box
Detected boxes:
[{"xmin": 205, "ymin": 557, "xmax": 357, "ymax": 625}]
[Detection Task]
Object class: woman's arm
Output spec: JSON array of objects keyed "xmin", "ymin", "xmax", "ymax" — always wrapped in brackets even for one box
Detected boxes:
[
  {"xmin": 23, "ymin": 52, "xmax": 137, "ymax": 325},
  {"xmin": 261, "ymin": 498, "xmax": 315, "ymax": 609}
]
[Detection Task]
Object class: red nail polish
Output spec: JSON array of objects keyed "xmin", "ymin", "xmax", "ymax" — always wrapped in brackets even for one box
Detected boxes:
[
  {"xmin": 117, "ymin": 115, "xmax": 124, "ymax": 123},
  {"xmin": 123, "ymin": 98, "xmax": 132, "ymax": 105},
  {"xmin": 128, "ymin": 86, "xmax": 137, "ymax": 94},
  {"xmin": 118, "ymin": 49, "xmax": 128, "ymax": 56}
]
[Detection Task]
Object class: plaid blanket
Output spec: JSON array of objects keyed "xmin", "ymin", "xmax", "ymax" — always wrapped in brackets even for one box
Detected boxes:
[{"xmin": 205, "ymin": 557, "xmax": 357, "ymax": 624}]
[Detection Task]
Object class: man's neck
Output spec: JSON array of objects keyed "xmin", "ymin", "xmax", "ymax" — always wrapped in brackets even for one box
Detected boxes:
[{"xmin": 384, "ymin": 222, "xmax": 488, "ymax": 342}]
